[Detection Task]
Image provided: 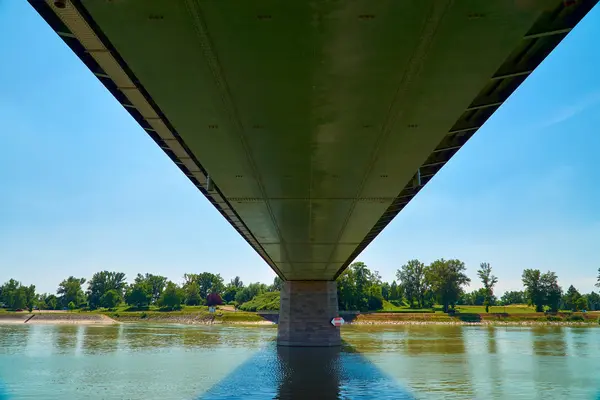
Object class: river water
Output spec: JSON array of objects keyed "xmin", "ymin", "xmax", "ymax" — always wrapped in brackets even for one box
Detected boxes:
[{"xmin": 0, "ymin": 323, "xmax": 599, "ymax": 399}]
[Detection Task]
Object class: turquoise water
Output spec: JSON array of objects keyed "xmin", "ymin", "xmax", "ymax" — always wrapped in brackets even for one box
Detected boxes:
[{"xmin": 0, "ymin": 324, "xmax": 599, "ymax": 399}]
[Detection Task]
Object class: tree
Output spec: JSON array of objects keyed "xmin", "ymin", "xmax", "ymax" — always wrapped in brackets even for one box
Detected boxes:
[
  {"xmin": 158, "ymin": 282, "xmax": 184, "ymax": 310},
  {"xmin": 477, "ymin": 262, "xmax": 498, "ymax": 313},
  {"xmin": 100, "ymin": 289, "xmax": 121, "ymax": 309},
  {"xmin": 134, "ymin": 274, "xmax": 167, "ymax": 305},
  {"xmin": 45, "ymin": 294, "xmax": 58, "ymax": 310},
  {"xmin": 235, "ymin": 282, "xmax": 268, "ymax": 304},
  {"xmin": 596, "ymin": 268, "xmax": 600, "ymax": 288},
  {"xmin": 389, "ymin": 281, "xmax": 400, "ymax": 301},
  {"xmin": 230, "ymin": 276, "xmax": 244, "ymax": 288},
  {"xmin": 563, "ymin": 285, "xmax": 582, "ymax": 311},
  {"xmin": 500, "ymin": 291, "xmax": 525, "ymax": 305},
  {"xmin": 540, "ymin": 271, "xmax": 562, "ymax": 313},
  {"xmin": 522, "ymin": 269, "xmax": 544, "ymax": 312},
  {"xmin": 367, "ymin": 285, "xmax": 383, "ymax": 310},
  {"xmin": 125, "ymin": 282, "xmax": 152, "ymax": 308},
  {"xmin": 184, "ymin": 273, "xmax": 225, "ymax": 298},
  {"xmin": 586, "ymin": 291, "xmax": 600, "ymax": 311},
  {"xmin": 425, "ymin": 259, "xmax": 470, "ymax": 313},
  {"xmin": 269, "ymin": 277, "xmax": 283, "ymax": 292},
  {"xmin": 575, "ymin": 296, "xmax": 587, "ymax": 311},
  {"xmin": 336, "ymin": 262, "xmax": 384, "ymax": 311},
  {"xmin": 459, "ymin": 288, "xmax": 487, "ymax": 306},
  {"xmin": 397, "ymin": 260, "xmax": 427, "ymax": 308},
  {"xmin": 381, "ymin": 282, "xmax": 390, "ymax": 301},
  {"xmin": 184, "ymin": 281, "xmax": 202, "ymax": 306},
  {"xmin": 57, "ymin": 276, "xmax": 86, "ymax": 309},
  {"xmin": 0, "ymin": 280, "xmax": 35, "ymax": 310},
  {"xmin": 86, "ymin": 271, "xmax": 127, "ymax": 309}
]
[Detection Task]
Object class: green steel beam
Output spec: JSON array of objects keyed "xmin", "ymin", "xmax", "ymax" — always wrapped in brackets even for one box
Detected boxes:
[{"xmin": 29, "ymin": 0, "xmax": 598, "ymax": 280}]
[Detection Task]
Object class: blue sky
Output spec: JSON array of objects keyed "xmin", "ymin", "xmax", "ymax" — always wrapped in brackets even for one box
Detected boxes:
[{"xmin": 1, "ymin": 1, "xmax": 599, "ymax": 295}]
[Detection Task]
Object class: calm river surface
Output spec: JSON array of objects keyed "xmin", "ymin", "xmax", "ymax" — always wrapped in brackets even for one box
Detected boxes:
[{"xmin": 0, "ymin": 324, "xmax": 599, "ymax": 399}]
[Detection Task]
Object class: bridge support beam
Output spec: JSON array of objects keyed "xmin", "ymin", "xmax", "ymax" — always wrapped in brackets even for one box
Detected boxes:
[{"xmin": 277, "ymin": 280, "xmax": 341, "ymax": 347}]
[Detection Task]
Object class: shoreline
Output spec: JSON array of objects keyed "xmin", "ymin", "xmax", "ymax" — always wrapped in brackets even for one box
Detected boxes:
[
  {"xmin": 1, "ymin": 312, "xmax": 598, "ymax": 327},
  {"xmin": 0, "ymin": 313, "xmax": 117, "ymax": 325}
]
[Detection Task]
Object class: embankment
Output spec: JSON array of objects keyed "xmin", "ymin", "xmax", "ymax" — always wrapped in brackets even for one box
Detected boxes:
[
  {"xmin": 351, "ymin": 312, "xmax": 600, "ymax": 326},
  {"xmin": 105, "ymin": 310, "xmax": 272, "ymax": 325},
  {"xmin": 0, "ymin": 313, "xmax": 116, "ymax": 325}
]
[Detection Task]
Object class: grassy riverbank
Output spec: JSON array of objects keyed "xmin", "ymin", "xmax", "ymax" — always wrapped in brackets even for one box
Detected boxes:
[
  {"xmin": 103, "ymin": 309, "xmax": 267, "ymax": 324},
  {"xmin": 1, "ymin": 305, "xmax": 598, "ymax": 326}
]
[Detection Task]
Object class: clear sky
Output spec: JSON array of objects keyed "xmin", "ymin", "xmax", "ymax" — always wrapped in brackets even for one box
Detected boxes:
[{"xmin": 1, "ymin": 1, "xmax": 599, "ymax": 295}]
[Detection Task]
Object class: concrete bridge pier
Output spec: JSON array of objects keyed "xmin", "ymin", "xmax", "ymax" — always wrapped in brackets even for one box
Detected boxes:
[{"xmin": 277, "ymin": 280, "xmax": 341, "ymax": 347}]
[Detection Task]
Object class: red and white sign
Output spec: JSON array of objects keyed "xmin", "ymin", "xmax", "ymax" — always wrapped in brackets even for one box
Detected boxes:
[{"xmin": 331, "ymin": 317, "xmax": 345, "ymax": 327}]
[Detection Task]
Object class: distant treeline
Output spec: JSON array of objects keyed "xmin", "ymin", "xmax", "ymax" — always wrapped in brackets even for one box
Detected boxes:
[{"xmin": 1, "ymin": 265, "xmax": 598, "ymax": 313}]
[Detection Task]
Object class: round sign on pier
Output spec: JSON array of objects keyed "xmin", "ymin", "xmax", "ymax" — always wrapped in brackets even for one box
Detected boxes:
[{"xmin": 331, "ymin": 317, "xmax": 345, "ymax": 327}]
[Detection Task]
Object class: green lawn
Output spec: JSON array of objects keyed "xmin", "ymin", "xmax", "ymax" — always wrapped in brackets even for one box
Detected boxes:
[{"xmin": 455, "ymin": 304, "xmax": 537, "ymax": 314}]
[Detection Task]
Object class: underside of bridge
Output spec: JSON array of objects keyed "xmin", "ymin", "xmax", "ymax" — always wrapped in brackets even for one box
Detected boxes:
[{"xmin": 31, "ymin": 0, "xmax": 596, "ymax": 345}]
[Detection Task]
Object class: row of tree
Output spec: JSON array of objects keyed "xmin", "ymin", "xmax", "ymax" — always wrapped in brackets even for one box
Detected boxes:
[
  {"xmin": 2, "ymin": 265, "xmax": 598, "ymax": 313},
  {"xmin": 387, "ymin": 261, "xmax": 600, "ymax": 313},
  {"xmin": 0, "ymin": 271, "xmax": 283, "ymax": 311}
]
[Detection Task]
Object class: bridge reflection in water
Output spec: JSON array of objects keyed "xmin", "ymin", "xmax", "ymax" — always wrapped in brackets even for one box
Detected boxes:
[{"xmin": 198, "ymin": 342, "xmax": 414, "ymax": 400}]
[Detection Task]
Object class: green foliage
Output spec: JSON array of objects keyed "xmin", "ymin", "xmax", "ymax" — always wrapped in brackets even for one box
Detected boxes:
[
  {"xmin": 522, "ymin": 270, "xmax": 562, "ymax": 313},
  {"xmin": 184, "ymin": 281, "xmax": 202, "ymax": 306},
  {"xmin": 45, "ymin": 294, "xmax": 59, "ymax": 310},
  {"xmin": 157, "ymin": 281, "xmax": 184, "ymax": 310},
  {"xmin": 381, "ymin": 282, "xmax": 390, "ymax": 301},
  {"xmin": 235, "ymin": 282, "xmax": 268, "ymax": 304},
  {"xmin": 223, "ymin": 277, "xmax": 244, "ymax": 303},
  {"xmin": 367, "ymin": 285, "xmax": 384, "ymax": 310},
  {"xmin": 183, "ymin": 273, "xmax": 225, "ymax": 300},
  {"xmin": 396, "ymin": 260, "xmax": 427, "ymax": 308},
  {"xmin": 477, "ymin": 262, "xmax": 498, "ymax": 313},
  {"xmin": 57, "ymin": 276, "xmax": 87, "ymax": 309},
  {"xmin": 575, "ymin": 297, "xmax": 588, "ymax": 311},
  {"xmin": 563, "ymin": 285, "xmax": 582, "ymax": 311},
  {"xmin": 100, "ymin": 289, "xmax": 121, "ymax": 309},
  {"xmin": 270, "ymin": 277, "xmax": 283, "ymax": 292},
  {"xmin": 425, "ymin": 259, "xmax": 470, "ymax": 313},
  {"xmin": 586, "ymin": 292, "xmax": 600, "ymax": 311},
  {"xmin": 567, "ymin": 314, "xmax": 585, "ymax": 322},
  {"xmin": 86, "ymin": 271, "xmax": 126, "ymax": 309},
  {"xmin": 500, "ymin": 291, "xmax": 525, "ymax": 305},
  {"xmin": 133, "ymin": 274, "xmax": 166, "ymax": 305},
  {"xmin": 337, "ymin": 262, "xmax": 384, "ymax": 311},
  {"xmin": 125, "ymin": 281, "xmax": 152, "ymax": 308},
  {"xmin": 0, "ymin": 280, "xmax": 36, "ymax": 310},
  {"xmin": 67, "ymin": 301, "xmax": 76, "ymax": 310},
  {"xmin": 238, "ymin": 291, "xmax": 280, "ymax": 311},
  {"xmin": 596, "ymin": 268, "xmax": 600, "ymax": 288},
  {"xmin": 541, "ymin": 271, "xmax": 562, "ymax": 313},
  {"xmin": 389, "ymin": 281, "xmax": 401, "ymax": 302}
]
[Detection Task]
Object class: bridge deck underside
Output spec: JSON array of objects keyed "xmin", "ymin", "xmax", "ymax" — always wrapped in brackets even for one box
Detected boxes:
[{"xmin": 31, "ymin": 0, "xmax": 597, "ymax": 280}]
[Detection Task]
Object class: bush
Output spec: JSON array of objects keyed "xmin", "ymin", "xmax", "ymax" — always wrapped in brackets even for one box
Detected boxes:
[
  {"xmin": 567, "ymin": 314, "xmax": 584, "ymax": 322},
  {"xmin": 546, "ymin": 315, "xmax": 563, "ymax": 322},
  {"xmin": 239, "ymin": 291, "xmax": 280, "ymax": 311},
  {"xmin": 140, "ymin": 312, "xmax": 148, "ymax": 319}
]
